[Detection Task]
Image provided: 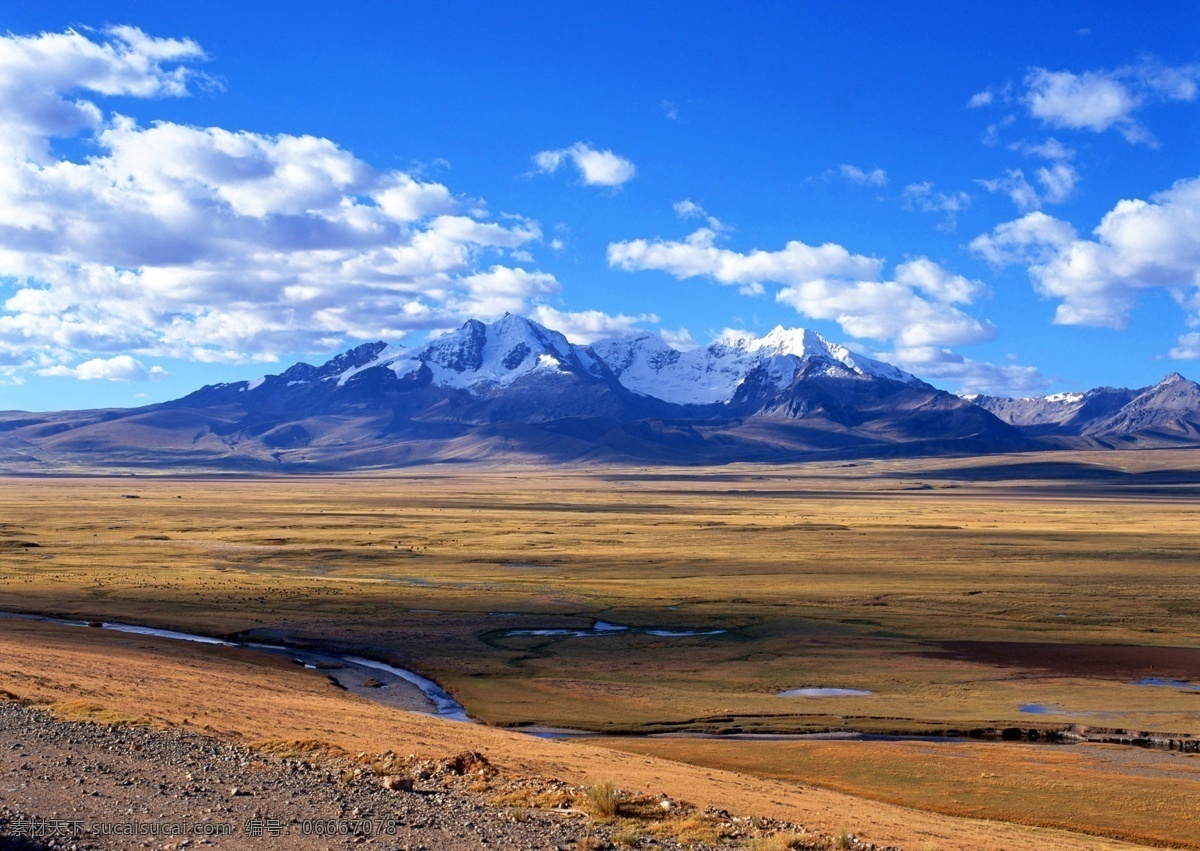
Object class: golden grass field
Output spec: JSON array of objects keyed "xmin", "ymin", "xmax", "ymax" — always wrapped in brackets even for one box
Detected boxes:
[{"xmin": 2, "ymin": 449, "xmax": 1199, "ymax": 847}]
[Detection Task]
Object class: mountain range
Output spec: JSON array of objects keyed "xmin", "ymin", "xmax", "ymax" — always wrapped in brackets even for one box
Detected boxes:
[{"xmin": 0, "ymin": 313, "xmax": 1197, "ymax": 470}]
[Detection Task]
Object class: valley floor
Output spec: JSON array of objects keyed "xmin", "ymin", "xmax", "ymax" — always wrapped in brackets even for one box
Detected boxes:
[{"xmin": 2, "ymin": 450, "xmax": 1198, "ymax": 848}]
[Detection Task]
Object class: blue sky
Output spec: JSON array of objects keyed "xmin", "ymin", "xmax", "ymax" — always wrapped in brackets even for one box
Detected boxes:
[{"xmin": 1, "ymin": 1, "xmax": 1198, "ymax": 410}]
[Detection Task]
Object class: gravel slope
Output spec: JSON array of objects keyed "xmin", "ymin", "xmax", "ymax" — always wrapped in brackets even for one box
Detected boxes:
[{"xmin": 1, "ymin": 702, "xmax": 870, "ymax": 851}]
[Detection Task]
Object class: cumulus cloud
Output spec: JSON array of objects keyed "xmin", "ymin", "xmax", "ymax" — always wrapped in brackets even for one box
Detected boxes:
[
  {"xmin": 1011, "ymin": 137, "xmax": 1075, "ymax": 161},
  {"xmin": 532, "ymin": 142, "xmax": 636, "ymax": 187},
  {"xmin": 773, "ymin": 281, "xmax": 991, "ymax": 348},
  {"xmin": 609, "ymin": 226, "xmax": 881, "ymax": 298},
  {"xmin": 978, "ymin": 163, "xmax": 1078, "ymax": 211},
  {"xmin": 837, "ymin": 164, "xmax": 888, "ymax": 186},
  {"xmin": 977, "ymin": 170, "xmax": 1040, "ymax": 212},
  {"xmin": 968, "ymin": 211, "xmax": 1078, "ymax": 265},
  {"xmin": 901, "ymin": 182, "xmax": 971, "ymax": 231},
  {"xmin": 0, "ymin": 26, "xmax": 564, "ymax": 378},
  {"xmin": 530, "ymin": 305, "xmax": 659, "ymax": 344},
  {"xmin": 970, "ymin": 178, "xmax": 1200, "ymax": 337},
  {"xmin": 0, "ymin": 25, "xmax": 210, "ymax": 159},
  {"xmin": 885, "ymin": 345, "xmax": 1048, "ymax": 397},
  {"xmin": 451, "ymin": 267, "xmax": 560, "ymax": 319},
  {"xmin": 659, "ymin": 326, "xmax": 697, "ymax": 350},
  {"xmin": 967, "ymin": 90, "xmax": 995, "ymax": 108},
  {"xmin": 39, "ymin": 354, "xmax": 167, "ymax": 381},
  {"xmin": 974, "ymin": 62, "xmax": 1200, "ymax": 146},
  {"xmin": 673, "ymin": 199, "xmax": 728, "ymax": 232},
  {"xmin": 1171, "ymin": 333, "xmax": 1200, "ymax": 359},
  {"xmin": 608, "ymin": 228, "xmax": 993, "ymax": 349},
  {"xmin": 1025, "ymin": 68, "xmax": 1141, "ymax": 136},
  {"xmin": 894, "ymin": 257, "xmax": 987, "ymax": 304}
]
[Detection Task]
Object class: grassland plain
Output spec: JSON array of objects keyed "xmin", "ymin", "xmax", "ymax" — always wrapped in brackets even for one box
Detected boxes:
[{"xmin": 1, "ymin": 449, "xmax": 1199, "ymax": 847}]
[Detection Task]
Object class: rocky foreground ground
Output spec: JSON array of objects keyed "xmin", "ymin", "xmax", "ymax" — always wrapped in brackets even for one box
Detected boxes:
[{"xmin": 0, "ymin": 702, "xmax": 892, "ymax": 851}]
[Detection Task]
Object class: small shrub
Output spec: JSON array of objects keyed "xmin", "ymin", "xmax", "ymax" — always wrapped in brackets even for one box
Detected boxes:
[
  {"xmin": 585, "ymin": 780, "xmax": 623, "ymax": 819},
  {"xmin": 835, "ymin": 829, "xmax": 853, "ymax": 850}
]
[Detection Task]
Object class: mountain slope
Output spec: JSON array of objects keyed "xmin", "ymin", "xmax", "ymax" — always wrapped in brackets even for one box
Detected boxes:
[
  {"xmin": 970, "ymin": 373, "xmax": 1200, "ymax": 444},
  {"xmin": 1087, "ymin": 373, "xmax": 1200, "ymax": 442},
  {"xmin": 971, "ymin": 388, "xmax": 1138, "ymax": 435}
]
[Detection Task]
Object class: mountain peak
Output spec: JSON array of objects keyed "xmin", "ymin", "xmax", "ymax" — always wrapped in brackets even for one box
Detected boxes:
[
  {"xmin": 593, "ymin": 323, "xmax": 916, "ymax": 404},
  {"xmin": 373, "ymin": 312, "xmax": 602, "ymax": 391}
]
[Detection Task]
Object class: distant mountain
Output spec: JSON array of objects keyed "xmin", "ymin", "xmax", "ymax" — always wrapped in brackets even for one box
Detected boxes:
[
  {"xmin": 178, "ymin": 315, "xmax": 656, "ymax": 425},
  {"xmin": 0, "ymin": 313, "xmax": 1064, "ymax": 471},
  {"xmin": 592, "ymin": 326, "xmax": 915, "ymax": 406},
  {"xmin": 969, "ymin": 373, "xmax": 1200, "ymax": 445},
  {"xmin": 970, "ymin": 387, "xmax": 1138, "ymax": 435}
]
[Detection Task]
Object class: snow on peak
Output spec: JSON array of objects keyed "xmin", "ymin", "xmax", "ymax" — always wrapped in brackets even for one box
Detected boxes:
[
  {"xmin": 334, "ymin": 344, "xmax": 406, "ymax": 387},
  {"xmin": 595, "ymin": 325, "xmax": 917, "ymax": 405},
  {"xmin": 249, "ymin": 315, "xmax": 920, "ymax": 404},
  {"xmin": 380, "ymin": 314, "xmax": 600, "ymax": 392}
]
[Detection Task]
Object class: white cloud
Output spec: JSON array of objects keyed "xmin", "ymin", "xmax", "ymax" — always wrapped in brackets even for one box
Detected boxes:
[
  {"xmin": 452, "ymin": 267, "xmax": 560, "ymax": 319},
  {"xmin": 901, "ymin": 182, "xmax": 971, "ymax": 231},
  {"xmin": 894, "ymin": 257, "xmax": 986, "ymax": 304},
  {"xmin": 1037, "ymin": 162, "xmax": 1078, "ymax": 204},
  {"xmin": 659, "ymin": 326, "xmax": 697, "ymax": 350},
  {"xmin": 968, "ymin": 211, "xmax": 1077, "ymax": 265},
  {"xmin": 774, "ymin": 281, "xmax": 991, "ymax": 348},
  {"xmin": 40, "ymin": 354, "xmax": 167, "ymax": 381},
  {"xmin": 1022, "ymin": 62, "xmax": 1200, "ymax": 145},
  {"xmin": 673, "ymin": 199, "xmax": 728, "ymax": 231},
  {"xmin": 0, "ymin": 26, "xmax": 560, "ymax": 376},
  {"xmin": 608, "ymin": 227, "xmax": 881, "ymax": 298},
  {"xmin": 0, "ymin": 26, "xmax": 209, "ymax": 159},
  {"xmin": 1171, "ymin": 333, "xmax": 1200, "ymax": 359},
  {"xmin": 977, "ymin": 163, "xmax": 1078, "ymax": 211},
  {"xmin": 978, "ymin": 170, "xmax": 1041, "ymax": 212},
  {"xmin": 967, "ymin": 90, "xmax": 994, "ymax": 108},
  {"xmin": 1025, "ymin": 68, "xmax": 1138, "ymax": 133},
  {"xmin": 1012, "ymin": 137, "xmax": 1075, "ymax": 160},
  {"xmin": 970, "ymin": 178, "xmax": 1200, "ymax": 331},
  {"xmin": 532, "ymin": 142, "xmax": 636, "ymax": 187},
  {"xmin": 838, "ymin": 164, "xmax": 888, "ymax": 186},
  {"xmin": 608, "ymin": 229, "xmax": 992, "ymax": 349},
  {"xmin": 530, "ymin": 305, "xmax": 659, "ymax": 344},
  {"xmin": 659, "ymin": 100, "xmax": 679, "ymax": 120},
  {"xmin": 886, "ymin": 345, "xmax": 1047, "ymax": 397}
]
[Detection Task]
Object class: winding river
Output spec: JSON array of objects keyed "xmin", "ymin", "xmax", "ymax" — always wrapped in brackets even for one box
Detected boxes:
[{"xmin": 8, "ymin": 610, "xmax": 1192, "ymax": 750}]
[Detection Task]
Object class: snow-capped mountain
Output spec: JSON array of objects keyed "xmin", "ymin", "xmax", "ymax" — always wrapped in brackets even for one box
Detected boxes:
[
  {"xmin": 0, "ymin": 314, "xmax": 1040, "ymax": 470},
  {"xmin": 970, "ymin": 373, "xmax": 1200, "ymax": 442},
  {"xmin": 180, "ymin": 314, "xmax": 647, "ymax": 426},
  {"xmin": 341, "ymin": 315, "xmax": 609, "ymax": 391},
  {"xmin": 593, "ymin": 326, "xmax": 916, "ymax": 406}
]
